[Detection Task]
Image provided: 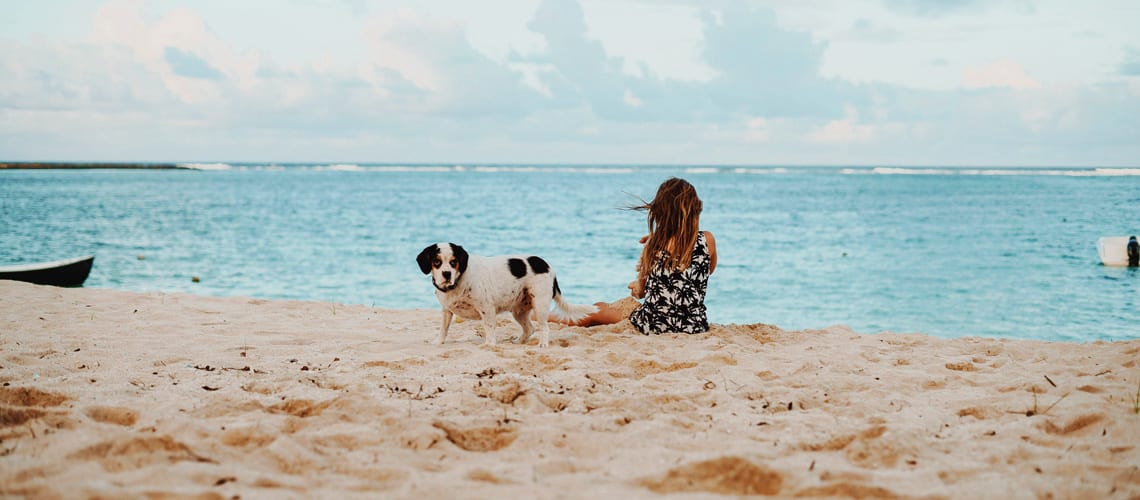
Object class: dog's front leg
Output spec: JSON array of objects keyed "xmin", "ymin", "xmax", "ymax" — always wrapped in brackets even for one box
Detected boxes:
[
  {"xmin": 480, "ymin": 310, "xmax": 497, "ymax": 346},
  {"xmin": 434, "ymin": 309, "xmax": 453, "ymax": 345}
]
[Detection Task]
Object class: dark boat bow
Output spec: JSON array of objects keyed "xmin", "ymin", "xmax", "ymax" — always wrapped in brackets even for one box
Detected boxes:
[{"xmin": 0, "ymin": 255, "xmax": 95, "ymax": 287}]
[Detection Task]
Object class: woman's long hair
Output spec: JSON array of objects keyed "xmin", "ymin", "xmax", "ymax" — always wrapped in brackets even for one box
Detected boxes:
[{"xmin": 631, "ymin": 178, "xmax": 703, "ymax": 281}]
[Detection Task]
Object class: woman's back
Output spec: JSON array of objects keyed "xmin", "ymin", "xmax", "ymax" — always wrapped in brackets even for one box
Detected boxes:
[{"xmin": 630, "ymin": 231, "xmax": 712, "ymax": 334}]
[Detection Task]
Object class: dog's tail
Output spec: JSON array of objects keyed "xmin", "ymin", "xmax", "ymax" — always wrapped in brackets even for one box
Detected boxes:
[{"xmin": 548, "ymin": 277, "xmax": 598, "ymax": 322}]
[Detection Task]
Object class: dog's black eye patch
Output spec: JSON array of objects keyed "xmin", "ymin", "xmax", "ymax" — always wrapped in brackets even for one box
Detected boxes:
[
  {"xmin": 416, "ymin": 244, "xmax": 441, "ymax": 274},
  {"xmin": 526, "ymin": 256, "xmax": 550, "ymax": 274},
  {"xmin": 508, "ymin": 258, "xmax": 527, "ymax": 278}
]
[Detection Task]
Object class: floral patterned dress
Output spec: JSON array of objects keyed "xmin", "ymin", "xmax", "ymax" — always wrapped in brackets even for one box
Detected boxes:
[{"xmin": 629, "ymin": 232, "xmax": 711, "ymax": 335}]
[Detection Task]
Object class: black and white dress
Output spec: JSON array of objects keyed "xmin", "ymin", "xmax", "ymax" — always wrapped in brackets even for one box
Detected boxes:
[{"xmin": 629, "ymin": 232, "xmax": 711, "ymax": 335}]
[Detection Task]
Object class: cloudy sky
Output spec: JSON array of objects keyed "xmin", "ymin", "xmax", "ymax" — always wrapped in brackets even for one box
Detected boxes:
[{"xmin": 2, "ymin": 0, "xmax": 1138, "ymax": 166}]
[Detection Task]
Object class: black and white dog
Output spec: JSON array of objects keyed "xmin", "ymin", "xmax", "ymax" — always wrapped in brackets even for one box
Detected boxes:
[{"xmin": 416, "ymin": 243, "xmax": 596, "ymax": 347}]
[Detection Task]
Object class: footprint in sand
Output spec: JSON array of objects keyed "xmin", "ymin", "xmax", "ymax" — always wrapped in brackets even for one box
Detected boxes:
[
  {"xmin": 639, "ymin": 456, "xmax": 783, "ymax": 496},
  {"xmin": 84, "ymin": 406, "xmax": 138, "ymax": 426},
  {"xmin": 1041, "ymin": 413, "xmax": 1105, "ymax": 436},
  {"xmin": 70, "ymin": 435, "xmax": 214, "ymax": 472},
  {"xmin": 267, "ymin": 398, "xmax": 332, "ymax": 418},
  {"xmin": 432, "ymin": 420, "xmax": 518, "ymax": 452},
  {"xmin": 466, "ymin": 469, "xmax": 514, "ymax": 484},
  {"xmin": 0, "ymin": 386, "xmax": 70, "ymax": 407},
  {"xmin": 0, "ymin": 386, "xmax": 72, "ymax": 431},
  {"xmin": 0, "ymin": 407, "xmax": 50, "ymax": 428},
  {"xmin": 473, "ymin": 378, "xmax": 526, "ymax": 405},
  {"xmin": 944, "ymin": 361, "xmax": 979, "ymax": 372},
  {"xmin": 800, "ymin": 424, "xmax": 916, "ymax": 469},
  {"xmin": 795, "ymin": 482, "xmax": 903, "ymax": 499},
  {"xmin": 220, "ymin": 425, "xmax": 277, "ymax": 448},
  {"xmin": 957, "ymin": 406, "xmax": 1001, "ymax": 420}
]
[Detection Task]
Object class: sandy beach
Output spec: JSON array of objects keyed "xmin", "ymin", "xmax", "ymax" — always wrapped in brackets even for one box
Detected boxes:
[{"xmin": 1, "ymin": 279, "xmax": 1138, "ymax": 499}]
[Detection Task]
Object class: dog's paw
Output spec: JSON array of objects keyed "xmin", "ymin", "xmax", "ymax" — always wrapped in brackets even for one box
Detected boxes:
[{"xmin": 431, "ymin": 338, "xmax": 445, "ymax": 345}]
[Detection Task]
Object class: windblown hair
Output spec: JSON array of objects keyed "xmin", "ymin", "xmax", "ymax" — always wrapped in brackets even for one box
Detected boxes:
[{"xmin": 631, "ymin": 177, "xmax": 703, "ymax": 283}]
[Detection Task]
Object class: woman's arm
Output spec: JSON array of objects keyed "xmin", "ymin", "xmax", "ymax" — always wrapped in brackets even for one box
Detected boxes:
[
  {"xmin": 628, "ymin": 279, "xmax": 644, "ymax": 299},
  {"xmin": 628, "ymin": 233, "xmax": 651, "ymax": 298},
  {"xmin": 704, "ymin": 231, "xmax": 717, "ymax": 274},
  {"xmin": 629, "ymin": 255, "xmax": 647, "ymax": 299}
]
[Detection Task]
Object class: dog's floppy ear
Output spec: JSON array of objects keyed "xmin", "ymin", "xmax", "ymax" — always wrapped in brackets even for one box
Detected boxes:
[
  {"xmin": 450, "ymin": 243, "xmax": 469, "ymax": 273},
  {"xmin": 416, "ymin": 245, "xmax": 438, "ymax": 275}
]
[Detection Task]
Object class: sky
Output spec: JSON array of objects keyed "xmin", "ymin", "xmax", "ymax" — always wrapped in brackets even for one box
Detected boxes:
[{"xmin": 1, "ymin": 0, "xmax": 1138, "ymax": 166}]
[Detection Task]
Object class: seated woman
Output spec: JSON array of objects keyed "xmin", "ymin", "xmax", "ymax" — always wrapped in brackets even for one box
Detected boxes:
[{"xmin": 567, "ymin": 177, "xmax": 717, "ymax": 334}]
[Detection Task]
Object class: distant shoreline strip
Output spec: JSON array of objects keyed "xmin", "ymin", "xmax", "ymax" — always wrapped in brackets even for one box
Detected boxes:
[
  {"xmin": 2, "ymin": 162, "xmax": 1139, "ymax": 176},
  {"xmin": 0, "ymin": 162, "xmax": 183, "ymax": 170}
]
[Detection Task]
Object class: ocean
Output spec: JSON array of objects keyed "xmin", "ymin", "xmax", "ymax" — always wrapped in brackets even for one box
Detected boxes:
[{"xmin": 3, "ymin": 164, "xmax": 1139, "ymax": 342}]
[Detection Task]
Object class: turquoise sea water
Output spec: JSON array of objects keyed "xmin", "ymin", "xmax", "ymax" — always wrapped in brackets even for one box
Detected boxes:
[{"xmin": 3, "ymin": 164, "xmax": 1139, "ymax": 342}]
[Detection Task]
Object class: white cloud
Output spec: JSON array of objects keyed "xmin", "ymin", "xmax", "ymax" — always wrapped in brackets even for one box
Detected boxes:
[
  {"xmin": 579, "ymin": 1, "xmax": 716, "ymax": 82},
  {"xmin": 744, "ymin": 117, "xmax": 770, "ymax": 143},
  {"xmin": 840, "ymin": 18, "xmax": 903, "ymax": 44},
  {"xmin": 87, "ymin": 0, "xmax": 267, "ymax": 104},
  {"xmin": 962, "ymin": 59, "xmax": 1040, "ymax": 90},
  {"xmin": 808, "ymin": 106, "xmax": 876, "ymax": 144},
  {"xmin": 622, "ymin": 89, "xmax": 642, "ymax": 107},
  {"xmin": 509, "ymin": 62, "xmax": 555, "ymax": 97},
  {"xmin": 361, "ymin": 9, "xmax": 448, "ymax": 92},
  {"xmin": 0, "ymin": 0, "xmax": 1138, "ymax": 166},
  {"xmin": 1121, "ymin": 46, "xmax": 1140, "ymax": 76}
]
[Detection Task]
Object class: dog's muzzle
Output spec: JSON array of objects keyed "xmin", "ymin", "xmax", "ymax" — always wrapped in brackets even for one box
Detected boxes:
[{"xmin": 434, "ymin": 274, "xmax": 459, "ymax": 292}]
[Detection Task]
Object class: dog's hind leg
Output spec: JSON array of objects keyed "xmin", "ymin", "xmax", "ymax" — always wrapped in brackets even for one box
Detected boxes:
[
  {"xmin": 531, "ymin": 295, "xmax": 553, "ymax": 348},
  {"xmin": 434, "ymin": 310, "xmax": 453, "ymax": 345},
  {"xmin": 513, "ymin": 309, "xmax": 534, "ymax": 345}
]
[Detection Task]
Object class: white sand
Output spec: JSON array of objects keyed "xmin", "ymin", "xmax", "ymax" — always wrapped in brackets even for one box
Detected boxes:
[{"xmin": 1, "ymin": 280, "xmax": 1138, "ymax": 498}]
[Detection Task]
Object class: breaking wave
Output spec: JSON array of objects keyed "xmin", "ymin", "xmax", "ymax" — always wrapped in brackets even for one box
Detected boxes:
[{"xmin": 172, "ymin": 163, "xmax": 1140, "ymax": 176}]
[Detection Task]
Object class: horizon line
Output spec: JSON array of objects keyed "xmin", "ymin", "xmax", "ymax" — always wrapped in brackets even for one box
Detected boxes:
[{"xmin": 3, "ymin": 161, "xmax": 1140, "ymax": 170}]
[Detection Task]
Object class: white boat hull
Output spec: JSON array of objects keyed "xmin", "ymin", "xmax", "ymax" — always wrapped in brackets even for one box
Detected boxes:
[{"xmin": 1096, "ymin": 236, "xmax": 1133, "ymax": 266}]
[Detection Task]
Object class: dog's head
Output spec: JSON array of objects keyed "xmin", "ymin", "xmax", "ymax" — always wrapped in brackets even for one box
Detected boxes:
[{"xmin": 416, "ymin": 243, "xmax": 469, "ymax": 292}]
